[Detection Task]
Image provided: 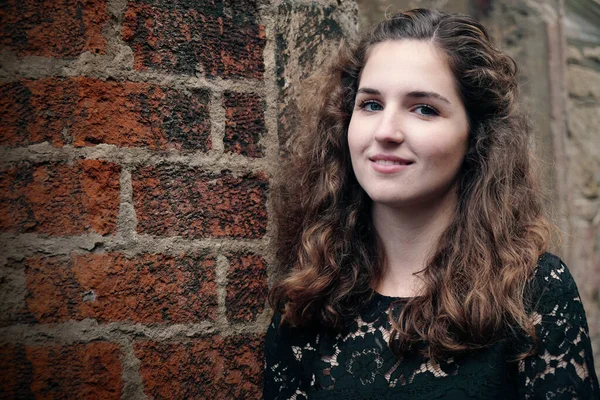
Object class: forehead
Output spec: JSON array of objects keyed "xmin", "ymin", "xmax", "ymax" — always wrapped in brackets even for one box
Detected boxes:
[{"xmin": 359, "ymin": 40, "xmax": 459, "ymax": 99}]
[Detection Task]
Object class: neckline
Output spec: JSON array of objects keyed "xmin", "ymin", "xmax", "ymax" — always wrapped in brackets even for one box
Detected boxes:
[{"xmin": 371, "ymin": 289, "xmax": 414, "ymax": 302}]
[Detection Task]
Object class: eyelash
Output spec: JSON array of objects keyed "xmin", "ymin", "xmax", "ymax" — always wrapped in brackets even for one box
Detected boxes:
[
  {"xmin": 413, "ymin": 104, "xmax": 440, "ymax": 116},
  {"xmin": 357, "ymin": 99, "xmax": 382, "ymax": 111},
  {"xmin": 356, "ymin": 100, "xmax": 440, "ymax": 116}
]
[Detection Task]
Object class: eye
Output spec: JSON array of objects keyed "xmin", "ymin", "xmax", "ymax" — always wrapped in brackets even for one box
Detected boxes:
[
  {"xmin": 413, "ymin": 104, "xmax": 439, "ymax": 117},
  {"xmin": 357, "ymin": 100, "xmax": 383, "ymax": 112}
]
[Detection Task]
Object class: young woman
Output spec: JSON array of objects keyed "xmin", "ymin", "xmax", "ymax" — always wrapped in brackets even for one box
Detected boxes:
[{"xmin": 264, "ymin": 8, "xmax": 599, "ymax": 399}]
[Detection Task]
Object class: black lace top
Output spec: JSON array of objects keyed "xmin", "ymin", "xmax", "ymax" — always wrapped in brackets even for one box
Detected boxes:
[{"xmin": 264, "ymin": 253, "xmax": 599, "ymax": 399}]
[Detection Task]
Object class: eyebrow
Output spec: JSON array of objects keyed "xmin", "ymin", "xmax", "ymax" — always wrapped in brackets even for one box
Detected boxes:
[{"xmin": 356, "ymin": 87, "xmax": 452, "ymax": 105}]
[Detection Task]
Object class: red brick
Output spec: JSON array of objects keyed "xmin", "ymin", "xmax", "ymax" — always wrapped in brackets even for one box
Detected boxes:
[
  {"xmin": 0, "ymin": 78, "xmax": 211, "ymax": 149},
  {"xmin": 0, "ymin": 0, "xmax": 108, "ymax": 58},
  {"xmin": 0, "ymin": 345, "xmax": 34, "ymax": 398},
  {"xmin": 226, "ymin": 252, "xmax": 267, "ymax": 323},
  {"xmin": 0, "ymin": 343, "xmax": 121, "ymax": 399},
  {"xmin": 223, "ymin": 92, "xmax": 265, "ymax": 157},
  {"xmin": 122, "ymin": 1, "xmax": 265, "ymax": 79},
  {"xmin": 0, "ymin": 80, "xmax": 77, "ymax": 147},
  {"xmin": 25, "ymin": 253, "xmax": 216, "ymax": 323},
  {"xmin": 133, "ymin": 167, "xmax": 268, "ymax": 238},
  {"xmin": 26, "ymin": 342, "xmax": 122, "ymax": 399},
  {"xmin": 0, "ymin": 160, "xmax": 120, "ymax": 235},
  {"xmin": 135, "ymin": 335, "xmax": 263, "ymax": 399},
  {"xmin": 73, "ymin": 79, "xmax": 211, "ymax": 149}
]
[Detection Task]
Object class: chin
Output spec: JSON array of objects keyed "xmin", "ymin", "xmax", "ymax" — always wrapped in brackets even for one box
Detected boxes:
[
  {"xmin": 365, "ymin": 189, "xmax": 454, "ymax": 210},
  {"xmin": 365, "ymin": 192, "xmax": 412, "ymax": 207}
]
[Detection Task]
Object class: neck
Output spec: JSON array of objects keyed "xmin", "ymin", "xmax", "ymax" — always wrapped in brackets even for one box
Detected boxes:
[{"xmin": 372, "ymin": 191, "xmax": 457, "ymax": 297}]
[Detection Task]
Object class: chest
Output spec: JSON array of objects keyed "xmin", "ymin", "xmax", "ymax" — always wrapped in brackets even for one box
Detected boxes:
[{"xmin": 296, "ymin": 318, "xmax": 519, "ymax": 399}]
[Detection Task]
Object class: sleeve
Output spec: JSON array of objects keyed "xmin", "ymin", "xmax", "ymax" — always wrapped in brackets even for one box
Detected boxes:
[
  {"xmin": 517, "ymin": 254, "xmax": 600, "ymax": 399},
  {"xmin": 264, "ymin": 311, "xmax": 309, "ymax": 400}
]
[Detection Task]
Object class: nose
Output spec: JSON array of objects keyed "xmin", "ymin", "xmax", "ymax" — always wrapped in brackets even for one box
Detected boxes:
[{"xmin": 373, "ymin": 108, "xmax": 405, "ymax": 144}]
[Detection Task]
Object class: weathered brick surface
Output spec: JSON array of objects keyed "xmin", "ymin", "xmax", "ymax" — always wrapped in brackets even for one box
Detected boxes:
[
  {"xmin": 25, "ymin": 253, "xmax": 217, "ymax": 323},
  {"xmin": 72, "ymin": 79, "xmax": 211, "ymax": 150},
  {"xmin": 133, "ymin": 166, "xmax": 268, "ymax": 238},
  {"xmin": 5, "ymin": 343, "xmax": 122, "ymax": 399},
  {"xmin": 122, "ymin": 0, "xmax": 265, "ymax": 78},
  {"xmin": 0, "ymin": 80, "xmax": 77, "ymax": 147},
  {"xmin": 0, "ymin": 78, "xmax": 211, "ymax": 150},
  {"xmin": 224, "ymin": 92, "xmax": 265, "ymax": 157},
  {"xmin": 0, "ymin": 1, "xmax": 364, "ymax": 398},
  {"xmin": 135, "ymin": 335, "xmax": 263, "ymax": 399},
  {"xmin": 0, "ymin": 343, "xmax": 122, "ymax": 399},
  {"xmin": 0, "ymin": 160, "xmax": 120, "ymax": 235},
  {"xmin": 0, "ymin": 0, "xmax": 108, "ymax": 58},
  {"xmin": 0, "ymin": 345, "xmax": 34, "ymax": 398},
  {"xmin": 226, "ymin": 252, "xmax": 268, "ymax": 323}
]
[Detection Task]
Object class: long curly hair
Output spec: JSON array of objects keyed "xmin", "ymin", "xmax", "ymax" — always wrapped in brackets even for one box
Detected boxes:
[{"xmin": 269, "ymin": 8, "xmax": 553, "ymax": 360}]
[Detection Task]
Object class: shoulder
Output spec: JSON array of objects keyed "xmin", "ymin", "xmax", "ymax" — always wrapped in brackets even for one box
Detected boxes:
[
  {"xmin": 265, "ymin": 311, "xmax": 300, "ymax": 369},
  {"xmin": 525, "ymin": 253, "xmax": 585, "ymax": 318},
  {"xmin": 527, "ymin": 252, "xmax": 580, "ymax": 309},
  {"xmin": 517, "ymin": 253, "xmax": 600, "ymax": 397},
  {"xmin": 266, "ymin": 311, "xmax": 287, "ymax": 348},
  {"xmin": 264, "ymin": 311, "xmax": 312, "ymax": 399},
  {"xmin": 531, "ymin": 252, "xmax": 568, "ymax": 282},
  {"xmin": 265, "ymin": 310, "xmax": 314, "ymax": 353}
]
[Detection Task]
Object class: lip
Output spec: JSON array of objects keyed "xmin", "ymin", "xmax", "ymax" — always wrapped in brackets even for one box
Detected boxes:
[{"xmin": 369, "ymin": 154, "xmax": 413, "ymax": 173}]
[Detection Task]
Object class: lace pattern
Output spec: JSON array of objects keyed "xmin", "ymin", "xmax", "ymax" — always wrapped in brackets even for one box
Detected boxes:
[
  {"xmin": 264, "ymin": 253, "xmax": 599, "ymax": 399},
  {"xmin": 516, "ymin": 257, "xmax": 598, "ymax": 399}
]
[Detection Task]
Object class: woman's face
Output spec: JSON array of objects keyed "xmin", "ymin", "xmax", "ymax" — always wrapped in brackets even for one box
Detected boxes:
[{"xmin": 348, "ymin": 40, "xmax": 469, "ymax": 210}]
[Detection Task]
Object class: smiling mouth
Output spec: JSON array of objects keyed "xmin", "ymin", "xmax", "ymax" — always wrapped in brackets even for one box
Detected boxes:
[{"xmin": 372, "ymin": 160, "xmax": 412, "ymax": 166}]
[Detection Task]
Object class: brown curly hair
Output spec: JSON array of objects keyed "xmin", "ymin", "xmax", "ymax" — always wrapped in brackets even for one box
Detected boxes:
[{"xmin": 269, "ymin": 8, "xmax": 553, "ymax": 360}]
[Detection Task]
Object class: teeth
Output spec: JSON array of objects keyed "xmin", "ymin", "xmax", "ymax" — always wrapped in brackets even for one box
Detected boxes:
[{"xmin": 374, "ymin": 160, "xmax": 405, "ymax": 165}]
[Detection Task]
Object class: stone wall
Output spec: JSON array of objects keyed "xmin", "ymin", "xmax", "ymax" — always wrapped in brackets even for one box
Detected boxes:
[
  {"xmin": 482, "ymin": 0, "xmax": 600, "ymax": 376},
  {"xmin": 0, "ymin": 0, "xmax": 357, "ymax": 398},
  {"xmin": 563, "ymin": 0, "xmax": 600, "ymax": 369}
]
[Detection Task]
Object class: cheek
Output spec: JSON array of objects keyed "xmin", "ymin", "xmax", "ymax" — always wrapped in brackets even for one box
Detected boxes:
[
  {"xmin": 420, "ymin": 134, "xmax": 468, "ymax": 168},
  {"xmin": 347, "ymin": 116, "xmax": 364, "ymax": 155}
]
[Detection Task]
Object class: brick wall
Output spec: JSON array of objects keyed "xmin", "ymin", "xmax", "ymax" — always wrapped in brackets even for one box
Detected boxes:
[{"xmin": 0, "ymin": 1, "xmax": 357, "ymax": 398}]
